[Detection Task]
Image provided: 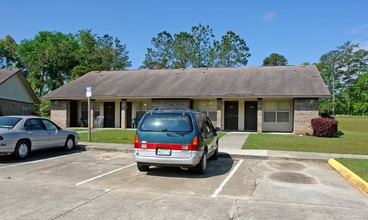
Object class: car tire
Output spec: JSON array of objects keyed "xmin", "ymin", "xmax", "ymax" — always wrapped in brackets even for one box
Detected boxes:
[
  {"xmin": 210, "ymin": 146, "xmax": 218, "ymax": 160},
  {"xmin": 137, "ymin": 163, "xmax": 150, "ymax": 172},
  {"xmin": 193, "ymin": 150, "xmax": 207, "ymax": 174},
  {"xmin": 14, "ymin": 140, "xmax": 30, "ymax": 160},
  {"xmin": 64, "ymin": 136, "xmax": 75, "ymax": 151}
]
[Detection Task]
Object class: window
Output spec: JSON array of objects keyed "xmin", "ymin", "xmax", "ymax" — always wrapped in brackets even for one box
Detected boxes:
[
  {"xmin": 263, "ymin": 101, "xmax": 290, "ymax": 123},
  {"xmin": 94, "ymin": 102, "xmax": 101, "ymax": 118},
  {"xmin": 42, "ymin": 119, "xmax": 58, "ymax": 130},
  {"xmin": 196, "ymin": 101, "xmax": 217, "ymax": 125},
  {"xmin": 140, "ymin": 113, "xmax": 193, "ymax": 132},
  {"xmin": 21, "ymin": 107, "xmax": 31, "ymax": 115},
  {"xmin": 136, "ymin": 101, "xmax": 148, "ymax": 120}
]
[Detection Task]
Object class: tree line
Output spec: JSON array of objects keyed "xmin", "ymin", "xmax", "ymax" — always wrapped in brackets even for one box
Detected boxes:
[
  {"xmin": 1, "ymin": 24, "xmax": 368, "ymax": 116},
  {"xmin": 317, "ymin": 41, "xmax": 368, "ymax": 116}
]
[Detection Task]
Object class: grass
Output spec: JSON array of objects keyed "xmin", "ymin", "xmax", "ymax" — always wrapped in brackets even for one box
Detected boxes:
[
  {"xmin": 336, "ymin": 158, "xmax": 368, "ymax": 182},
  {"xmin": 79, "ymin": 130, "xmax": 227, "ymax": 144},
  {"xmin": 79, "ymin": 129, "xmax": 136, "ymax": 144},
  {"xmin": 243, "ymin": 116, "xmax": 368, "ymax": 155},
  {"xmin": 217, "ymin": 132, "xmax": 227, "ymax": 139},
  {"xmin": 67, "ymin": 128, "xmax": 88, "ymax": 131}
]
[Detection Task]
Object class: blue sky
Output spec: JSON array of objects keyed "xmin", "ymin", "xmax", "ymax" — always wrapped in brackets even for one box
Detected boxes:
[{"xmin": 1, "ymin": 0, "xmax": 368, "ymax": 69}]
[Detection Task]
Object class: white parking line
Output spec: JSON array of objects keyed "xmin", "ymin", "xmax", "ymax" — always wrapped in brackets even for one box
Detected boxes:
[
  {"xmin": 211, "ymin": 159, "xmax": 244, "ymax": 198},
  {"xmin": 0, "ymin": 153, "xmax": 86, "ymax": 170},
  {"xmin": 76, "ymin": 163, "xmax": 136, "ymax": 186}
]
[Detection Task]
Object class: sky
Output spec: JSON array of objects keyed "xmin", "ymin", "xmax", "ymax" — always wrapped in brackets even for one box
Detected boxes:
[{"xmin": 1, "ymin": 0, "xmax": 368, "ymax": 69}]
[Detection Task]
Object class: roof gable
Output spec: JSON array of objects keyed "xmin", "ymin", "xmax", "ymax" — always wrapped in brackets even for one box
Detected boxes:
[
  {"xmin": 0, "ymin": 69, "xmax": 40, "ymax": 104},
  {"xmin": 42, "ymin": 65, "xmax": 330, "ymax": 100}
]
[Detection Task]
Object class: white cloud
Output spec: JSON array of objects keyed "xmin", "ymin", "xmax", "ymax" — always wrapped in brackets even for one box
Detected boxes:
[
  {"xmin": 358, "ymin": 40, "xmax": 368, "ymax": 50},
  {"xmin": 348, "ymin": 24, "xmax": 368, "ymax": 35},
  {"xmin": 261, "ymin": 11, "xmax": 276, "ymax": 22}
]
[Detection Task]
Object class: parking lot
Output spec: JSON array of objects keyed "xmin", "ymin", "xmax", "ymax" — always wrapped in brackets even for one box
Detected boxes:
[{"xmin": 0, "ymin": 147, "xmax": 368, "ymax": 219}]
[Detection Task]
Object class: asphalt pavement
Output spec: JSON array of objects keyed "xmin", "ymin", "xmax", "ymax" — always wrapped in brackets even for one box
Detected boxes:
[{"xmin": 79, "ymin": 132, "xmax": 368, "ymax": 162}]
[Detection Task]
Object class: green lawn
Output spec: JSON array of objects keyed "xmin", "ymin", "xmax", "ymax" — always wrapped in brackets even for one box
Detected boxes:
[
  {"xmin": 79, "ymin": 129, "xmax": 136, "ymax": 144},
  {"xmin": 336, "ymin": 158, "xmax": 368, "ymax": 182},
  {"xmin": 243, "ymin": 116, "xmax": 368, "ymax": 155},
  {"xmin": 79, "ymin": 130, "xmax": 227, "ymax": 144},
  {"xmin": 67, "ymin": 128, "xmax": 88, "ymax": 131}
]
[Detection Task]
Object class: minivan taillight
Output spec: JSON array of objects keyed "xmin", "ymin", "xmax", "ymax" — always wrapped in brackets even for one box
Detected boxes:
[
  {"xmin": 0, "ymin": 136, "xmax": 3, "ymax": 140},
  {"xmin": 134, "ymin": 134, "xmax": 139, "ymax": 148},
  {"xmin": 192, "ymin": 136, "xmax": 198, "ymax": 151}
]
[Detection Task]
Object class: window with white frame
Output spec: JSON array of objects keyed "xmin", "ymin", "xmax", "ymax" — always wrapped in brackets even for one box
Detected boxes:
[
  {"xmin": 136, "ymin": 101, "xmax": 148, "ymax": 119},
  {"xmin": 94, "ymin": 102, "xmax": 101, "ymax": 118},
  {"xmin": 197, "ymin": 101, "xmax": 217, "ymax": 124},
  {"xmin": 264, "ymin": 101, "xmax": 290, "ymax": 123}
]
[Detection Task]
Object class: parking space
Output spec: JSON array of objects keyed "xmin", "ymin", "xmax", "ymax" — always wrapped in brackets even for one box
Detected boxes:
[{"xmin": 0, "ymin": 149, "xmax": 367, "ymax": 219}]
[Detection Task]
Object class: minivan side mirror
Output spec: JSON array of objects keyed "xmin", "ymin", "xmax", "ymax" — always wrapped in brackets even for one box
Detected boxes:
[{"xmin": 215, "ymin": 127, "xmax": 221, "ymax": 132}]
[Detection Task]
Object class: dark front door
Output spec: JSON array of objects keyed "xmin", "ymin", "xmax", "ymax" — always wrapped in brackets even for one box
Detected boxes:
[
  {"xmin": 126, "ymin": 102, "xmax": 132, "ymax": 128},
  {"xmin": 225, "ymin": 101, "xmax": 238, "ymax": 130},
  {"xmin": 245, "ymin": 101, "xmax": 257, "ymax": 131},
  {"xmin": 70, "ymin": 101, "xmax": 78, "ymax": 127},
  {"xmin": 104, "ymin": 102, "xmax": 115, "ymax": 128}
]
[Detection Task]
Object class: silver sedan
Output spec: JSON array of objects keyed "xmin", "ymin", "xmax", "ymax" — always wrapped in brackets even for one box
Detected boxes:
[{"xmin": 0, "ymin": 116, "xmax": 79, "ymax": 159}]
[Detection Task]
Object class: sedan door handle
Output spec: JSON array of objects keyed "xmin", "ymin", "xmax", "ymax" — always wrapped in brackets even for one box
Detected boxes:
[{"xmin": 28, "ymin": 133, "xmax": 32, "ymax": 135}]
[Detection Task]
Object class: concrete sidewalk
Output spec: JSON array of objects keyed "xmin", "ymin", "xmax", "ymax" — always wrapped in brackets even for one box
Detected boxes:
[{"xmin": 78, "ymin": 131, "xmax": 368, "ymax": 162}]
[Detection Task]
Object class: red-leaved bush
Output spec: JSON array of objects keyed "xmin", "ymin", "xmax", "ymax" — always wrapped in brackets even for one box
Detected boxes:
[{"xmin": 311, "ymin": 118, "xmax": 338, "ymax": 137}]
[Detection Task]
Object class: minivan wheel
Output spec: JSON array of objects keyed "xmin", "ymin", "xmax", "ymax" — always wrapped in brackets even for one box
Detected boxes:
[
  {"xmin": 210, "ymin": 146, "xmax": 218, "ymax": 160},
  {"xmin": 137, "ymin": 163, "xmax": 150, "ymax": 172},
  {"xmin": 193, "ymin": 151, "xmax": 207, "ymax": 174}
]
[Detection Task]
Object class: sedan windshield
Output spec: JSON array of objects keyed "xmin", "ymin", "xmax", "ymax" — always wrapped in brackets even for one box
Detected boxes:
[
  {"xmin": 0, "ymin": 117, "xmax": 22, "ymax": 129},
  {"xmin": 140, "ymin": 113, "xmax": 193, "ymax": 132}
]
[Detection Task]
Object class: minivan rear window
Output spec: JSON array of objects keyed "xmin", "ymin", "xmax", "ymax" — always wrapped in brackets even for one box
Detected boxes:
[{"xmin": 139, "ymin": 113, "xmax": 193, "ymax": 132}]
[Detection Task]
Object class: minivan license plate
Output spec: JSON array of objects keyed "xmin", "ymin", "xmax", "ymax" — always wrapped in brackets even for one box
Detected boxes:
[{"xmin": 157, "ymin": 148, "xmax": 171, "ymax": 156}]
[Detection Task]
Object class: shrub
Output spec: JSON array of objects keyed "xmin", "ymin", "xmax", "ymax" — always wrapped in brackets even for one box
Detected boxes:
[{"xmin": 311, "ymin": 118, "xmax": 338, "ymax": 137}]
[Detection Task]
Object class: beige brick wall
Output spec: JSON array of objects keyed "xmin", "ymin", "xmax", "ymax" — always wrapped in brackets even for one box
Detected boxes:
[
  {"xmin": 293, "ymin": 98, "xmax": 319, "ymax": 135},
  {"xmin": 51, "ymin": 100, "xmax": 69, "ymax": 128},
  {"xmin": 216, "ymin": 98, "xmax": 222, "ymax": 129},
  {"xmin": 121, "ymin": 100, "xmax": 126, "ymax": 129},
  {"xmin": 151, "ymin": 99, "xmax": 190, "ymax": 109},
  {"xmin": 0, "ymin": 98, "xmax": 34, "ymax": 116},
  {"xmin": 257, "ymin": 98, "xmax": 263, "ymax": 133}
]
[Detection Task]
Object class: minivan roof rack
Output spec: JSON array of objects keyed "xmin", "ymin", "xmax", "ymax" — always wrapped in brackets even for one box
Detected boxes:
[{"xmin": 152, "ymin": 107, "xmax": 194, "ymax": 111}]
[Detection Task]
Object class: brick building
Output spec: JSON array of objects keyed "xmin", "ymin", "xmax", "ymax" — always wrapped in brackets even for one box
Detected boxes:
[
  {"xmin": 0, "ymin": 68, "xmax": 39, "ymax": 116},
  {"xmin": 42, "ymin": 65, "xmax": 330, "ymax": 135}
]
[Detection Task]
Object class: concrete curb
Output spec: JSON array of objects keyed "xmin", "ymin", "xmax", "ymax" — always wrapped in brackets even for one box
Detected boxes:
[{"xmin": 328, "ymin": 158, "xmax": 368, "ymax": 196}]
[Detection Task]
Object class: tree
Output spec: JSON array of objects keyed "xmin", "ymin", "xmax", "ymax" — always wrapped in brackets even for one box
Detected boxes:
[
  {"xmin": 319, "ymin": 50, "xmax": 342, "ymax": 115},
  {"xmin": 0, "ymin": 35, "xmax": 22, "ymax": 68},
  {"xmin": 141, "ymin": 25, "xmax": 250, "ymax": 69},
  {"xmin": 17, "ymin": 31, "xmax": 79, "ymax": 97},
  {"xmin": 71, "ymin": 30, "xmax": 131, "ymax": 80},
  {"xmin": 191, "ymin": 23, "xmax": 216, "ymax": 68},
  {"xmin": 351, "ymin": 72, "xmax": 368, "ymax": 115},
  {"xmin": 217, "ymin": 30, "xmax": 250, "ymax": 67},
  {"xmin": 337, "ymin": 41, "xmax": 359, "ymax": 115},
  {"xmin": 141, "ymin": 31, "xmax": 173, "ymax": 69},
  {"xmin": 353, "ymin": 49, "xmax": 368, "ymax": 76},
  {"xmin": 262, "ymin": 53, "xmax": 288, "ymax": 66},
  {"xmin": 97, "ymin": 34, "xmax": 131, "ymax": 71},
  {"xmin": 172, "ymin": 32, "xmax": 195, "ymax": 68}
]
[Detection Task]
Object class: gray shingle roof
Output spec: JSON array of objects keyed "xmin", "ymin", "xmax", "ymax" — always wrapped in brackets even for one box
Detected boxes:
[
  {"xmin": 0, "ymin": 68, "xmax": 40, "ymax": 104},
  {"xmin": 0, "ymin": 68, "xmax": 19, "ymax": 84},
  {"xmin": 42, "ymin": 65, "xmax": 330, "ymax": 100}
]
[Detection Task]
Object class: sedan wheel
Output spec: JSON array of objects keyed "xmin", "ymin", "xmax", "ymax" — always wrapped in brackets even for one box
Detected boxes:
[
  {"xmin": 14, "ymin": 140, "xmax": 30, "ymax": 160},
  {"xmin": 64, "ymin": 136, "xmax": 75, "ymax": 151}
]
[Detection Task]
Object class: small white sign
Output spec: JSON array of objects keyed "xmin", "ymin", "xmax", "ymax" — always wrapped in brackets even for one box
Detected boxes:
[{"xmin": 86, "ymin": 87, "xmax": 92, "ymax": 97}]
